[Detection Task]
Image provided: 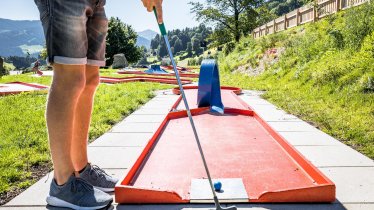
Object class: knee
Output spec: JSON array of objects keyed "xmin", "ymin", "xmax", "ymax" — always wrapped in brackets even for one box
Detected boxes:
[
  {"xmin": 84, "ymin": 72, "xmax": 100, "ymax": 91},
  {"xmin": 51, "ymin": 66, "xmax": 86, "ymax": 95},
  {"xmin": 61, "ymin": 75, "xmax": 86, "ymax": 95}
]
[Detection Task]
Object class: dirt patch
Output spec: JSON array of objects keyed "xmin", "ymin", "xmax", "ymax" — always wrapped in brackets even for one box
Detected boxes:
[
  {"xmin": 235, "ymin": 47, "xmax": 286, "ymax": 76},
  {"xmin": 0, "ymin": 163, "xmax": 52, "ymax": 206}
]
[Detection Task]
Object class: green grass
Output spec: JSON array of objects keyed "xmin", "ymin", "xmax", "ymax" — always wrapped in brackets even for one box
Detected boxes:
[
  {"xmin": 0, "ymin": 72, "xmax": 171, "ymax": 196},
  {"xmin": 219, "ymin": 3, "xmax": 374, "ymax": 158}
]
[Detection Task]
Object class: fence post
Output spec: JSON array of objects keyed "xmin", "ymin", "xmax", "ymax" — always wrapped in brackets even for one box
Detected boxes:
[
  {"xmin": 273, "ymin": 20, "xmax": 276, "ymax": 33},
  {"xmin": 296, "ymin": 9, "xmax": 300, "ymax": 25},
  {"xmin": 313, "ymin": 0, "xmax": 318, "ymax": 22},
  {"xmin": 284, "ymin": 14, "xmax": 287, "ymax": 30},
  {"xmin": 336, "ymin": 0, "xmax": 341, "ymax": 11}
]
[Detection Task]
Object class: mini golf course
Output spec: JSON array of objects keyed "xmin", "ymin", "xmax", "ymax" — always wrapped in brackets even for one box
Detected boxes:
[
  {"xmin": 114, "ymin": 60, "xmax": 336, "ymax": 204},
  {"xmin": 118, "ymin": 65, "xmax": 199, "ymax": 78},
  {"xmin": 0, "ymin": 82, "xmax": 48, "ymax": 96},
  {"xmin": 100, "ymin": 76, "xmax": 193, "ymax": 85}
]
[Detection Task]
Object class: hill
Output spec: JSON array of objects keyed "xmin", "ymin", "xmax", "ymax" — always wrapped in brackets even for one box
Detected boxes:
[
  {"xmin": 266, "ymin": 0, "xmax": 305, "ymax": 16},
  {"xmin": 138, "ymin": 29, "xmax": 158, "ymax": 41},
  {"xmin": 136, "ymin": 36, "xmax": 151, "ymax": 49},
  {"xmin": 218, "ymin": 3, "xmax": 374, "ymax": 158},
  {"xmin": 136, "ymin": 30, "xmax": 158, "ymax": 49},
  {"xmin": 0, "ymin": 18, "xmax": 44, "ymax": 57}
]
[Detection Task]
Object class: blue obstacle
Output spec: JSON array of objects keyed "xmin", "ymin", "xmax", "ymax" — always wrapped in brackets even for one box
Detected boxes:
[
  {"xmin": 144, "ymin": 65, "xmax": 169, "ymax": 74},
  {"xmin": 197, "ymin": 59, "xmax": 224, "ymax": 114}
]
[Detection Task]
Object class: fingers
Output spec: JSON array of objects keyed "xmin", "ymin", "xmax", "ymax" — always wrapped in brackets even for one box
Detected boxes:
[
  {"xmin": 155, "ymin": 0, "xmax": 163, "ymax": 24},
  {"xmin": 141, "ymin": 0, "xmax": 152, "ymax": 12},
  {"xmin": 142, "ymin": 0, "xmax": 164, "ymax": 24}
]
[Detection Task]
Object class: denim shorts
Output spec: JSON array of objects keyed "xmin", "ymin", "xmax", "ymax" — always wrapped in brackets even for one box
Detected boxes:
[{"xmin": 34, "ymin": 0, "xmax": 108, "ymax": 66}]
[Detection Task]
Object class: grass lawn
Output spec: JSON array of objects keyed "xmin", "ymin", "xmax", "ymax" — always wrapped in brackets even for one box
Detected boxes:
[
  {"xmin": 219, "ymin": 4, "xmax": 374, "ymax": 159},
  {"xmin": 0, "ymin": 71, "xmax": 171, "ymax": 203}
]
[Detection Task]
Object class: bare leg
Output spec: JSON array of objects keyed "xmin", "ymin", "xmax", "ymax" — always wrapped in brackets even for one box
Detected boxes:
[
  {"xmin": 71, "ymin": 65, "xmax": 100, "ymax": 171},
  {"xmin": 46, "ymin": 64, "xmax": 86, "ymax": 185}
]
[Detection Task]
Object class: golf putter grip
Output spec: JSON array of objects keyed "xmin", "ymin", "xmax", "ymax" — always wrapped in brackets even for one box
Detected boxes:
[{"xmin": 153, "ymin": 8, "xmax": 167, "ymax": 36}]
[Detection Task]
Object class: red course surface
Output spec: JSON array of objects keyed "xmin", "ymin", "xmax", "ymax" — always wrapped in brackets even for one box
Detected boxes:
[
  {"xmin": 100, "ymin": 76, "xmax": 192, "ymax": 85},
  {"xmin": 118, "ymin": 70, "xmax": 200, "ymax": 78},
  {"xmin": 0, "ymin": 82, "xmax": 49, "ymax": 96},
  {"xmin": 115, "ymin": 87, "xmax": 335, "ymax": 204}
]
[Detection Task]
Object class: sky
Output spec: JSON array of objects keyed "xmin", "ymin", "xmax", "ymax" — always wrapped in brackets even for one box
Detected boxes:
[{"xmin": 0, "ymin": 0, "xmax": 204, "ymax": 32}]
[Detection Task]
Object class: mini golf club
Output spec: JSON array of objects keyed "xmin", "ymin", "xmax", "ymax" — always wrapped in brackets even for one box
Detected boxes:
[{"xmin": 154, "ymin": 8, "xmax": 237, "ymax": 210}]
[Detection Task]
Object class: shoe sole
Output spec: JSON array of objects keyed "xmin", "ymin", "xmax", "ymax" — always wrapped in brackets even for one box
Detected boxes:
[
  {"xmin": 46, "ymin": 196, "xmax": 112, "ymax": 210},
  {"xmin": 95, "ymin": 186, "xmax": 115, "ymax": 193}
]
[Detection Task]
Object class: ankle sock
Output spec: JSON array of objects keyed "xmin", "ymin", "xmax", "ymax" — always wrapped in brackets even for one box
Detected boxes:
[{"xmin": 78, "ymin": 164, "xmax": 88, "ymax": 174}]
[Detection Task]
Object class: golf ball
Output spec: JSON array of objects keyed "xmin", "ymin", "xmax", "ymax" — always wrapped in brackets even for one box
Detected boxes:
[{"xmin": 214, "ymin": 181, "xmax": 222, "ymax": 191}]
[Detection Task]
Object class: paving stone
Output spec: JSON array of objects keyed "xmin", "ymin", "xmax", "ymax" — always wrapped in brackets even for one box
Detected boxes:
[
  {"xmin": 247, "ymin": 102, "xmax": 278, "ymax": 109},
  {"xmin": 267, "ymin": 121, "xmax": 319, "ymax": 132},
  {"xmin": 320, "ymin": 167, "xmax": 374, "ymax": 203},
  {"xmin": 181, "ymin": 203, "xmax": 346, "ymax": 210},
  {"xmin": 89, "ymin": 133, "xmax": 153, "ymax": 147},
  {"xmin": 151, "ymin": 96, "xmax": 179, "ymax": 102},
  {"xmin": 2, "ymin": 203, "xmax": 371, "ymax": 210},
  {"xmin": 131, "ymin": 109, "xmax": 170, "ymax": 115},
  {"xmin": 3, "ymin": 173, "xmax": 51, "ymax": 206},
  {"xmin": 296, "ymin": 146, "xmax": 374, "ymax": 167},
  {"xmin": 248, "ymin": 107, "xmax": 302, "ymax": 122},
  {"xmin": 279, "ymin": 131, "xmax": 345, "ymax": 146},
  {"xmin": 140, "ymin": 103, "xmax": 174, "ymax": 109},
  {"xmin": 141, "ymin": 99, "xmax": 175, "ymax": 106},
  {"xmin": 88, "ymin": 147, "xmax": 143, "ymax": 169},
  {"xmin": 238, "ymin": 96, "xmax": 270, "ymax": 104},
  {"xmin": 121, "ymin": 114, "xmax": 166, "ymax": 123},
  {"xmin": 341, "ymin": 204, "xmax": 374, "ymax": 210},
  {"xmin": 111, "ymin": 122, "xmax": 160, "ymax": 133}
]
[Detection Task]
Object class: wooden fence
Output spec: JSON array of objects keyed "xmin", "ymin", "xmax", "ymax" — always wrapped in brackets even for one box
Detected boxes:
[{"xmin": 253, "ymin": 0, "xmax": 370, "ymax": 38}]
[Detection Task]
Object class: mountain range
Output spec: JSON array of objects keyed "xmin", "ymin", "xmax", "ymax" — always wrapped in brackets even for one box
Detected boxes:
[
  {"xmin": 0, "ymin": 18, "xmax": 157, "ymax": 58},
  {"xmin": 136, "ymin": 29, "xmax": 158, "ymax": 49}
]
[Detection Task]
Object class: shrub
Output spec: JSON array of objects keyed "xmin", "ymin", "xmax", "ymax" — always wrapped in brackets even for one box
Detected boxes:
[
  {"xmin": 328, "ymin": 29, "xmax": 345, "ymax": 49},
  {"xmin": 344, "ymin": 2, "xmax": 374, "ymax": 50},
  {"xmin": 223, "ymin": 42, "xmax": 236, "ymax": 55},
  {"xmin": 359, "ymin": 73, "xmax": 374, "ymax": 92}
]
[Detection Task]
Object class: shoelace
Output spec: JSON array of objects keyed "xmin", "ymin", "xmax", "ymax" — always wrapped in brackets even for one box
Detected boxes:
[
  {"xmin": 71, "ymin": 178, "xmax": 93, "ymax": 193},
  {"xmin": 90, "ymin": 165, "xmax": 110, "ymax": 178}
]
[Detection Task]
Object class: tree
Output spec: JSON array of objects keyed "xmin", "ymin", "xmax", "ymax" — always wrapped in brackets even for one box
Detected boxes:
[
  {"xmin": 192, "ymin": 37, "xmax": 203, "ymax": 54},
  {"xmin": 149, "ymin": 25, "xmax": 212, "ymax": 58},
  {"xmin": 106, "ymin": 17, "xmax": 141, "ymax": 65},
  {"xmin": 170, "ymin": 35, "xmax": 179, "ymax": 47},
  {"xmin": 174, "ymin": 38, "xmax": 183, "ymax": 53},
  {"xmin": 190, "ymin": 0, "xmax": 262, "ymax": 43},
  {"xmin": 266, "ymin": 0, "xmax": 305, "ymax": 16},
  {"xmin": 39, "ymin": 45, "xmax": 48, "ymax": 60},
  {"xmin": 151, "ymin": 34, "xmax": 160, "ymax": 50},
  {"xmin": 157, "ymin": 39, "xmax": 168, "ymax": 57},
  {"xmin": 186, "ymin": 42, "xmax": 193, "ymax": 56},
  {"xmin": 6, "ymin": 56, "xmax": 36, "ymax": 69}
]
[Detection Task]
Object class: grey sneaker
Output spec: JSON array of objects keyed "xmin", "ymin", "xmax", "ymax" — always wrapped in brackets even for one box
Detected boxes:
[
  {"xmin": 46, "ymin": 174, "xmax": 113, "ymax": 210},
  {"xmin": 80, "ymin": 163, "xmax": 119, "ymax": 192}
]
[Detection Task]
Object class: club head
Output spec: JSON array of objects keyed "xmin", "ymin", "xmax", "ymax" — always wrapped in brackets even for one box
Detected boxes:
[
  {"xmin": 216, "ymin": 204, "xmax": 237, "ymax": 210},
  {"xmin": 213, "ymin": 196, "xmax": 238, "ymax": 210}
]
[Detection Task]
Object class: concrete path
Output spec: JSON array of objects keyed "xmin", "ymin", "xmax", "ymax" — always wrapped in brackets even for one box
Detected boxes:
[{"xmin": 2, "ymin": 90, "xmax": 374, "ymax": 210}]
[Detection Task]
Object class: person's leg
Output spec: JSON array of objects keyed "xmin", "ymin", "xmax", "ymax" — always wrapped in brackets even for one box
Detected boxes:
[
  {"xmin": 71, "ymin": 65, "xmax": 100, "ymax": 171},
  {"xmin": 46, "ymin": 63, "xmax": 86, "ymax": 185}
]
